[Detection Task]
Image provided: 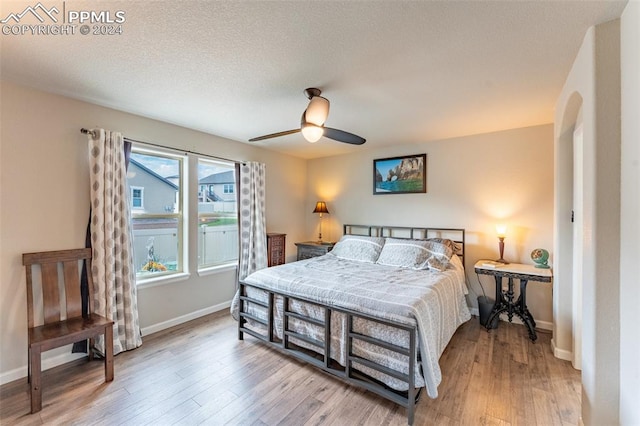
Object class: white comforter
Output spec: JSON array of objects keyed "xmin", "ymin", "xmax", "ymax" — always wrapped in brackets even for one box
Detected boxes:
[{"xmin": 231, "ymin": 254, "xmax": 471, "ymax": 398}]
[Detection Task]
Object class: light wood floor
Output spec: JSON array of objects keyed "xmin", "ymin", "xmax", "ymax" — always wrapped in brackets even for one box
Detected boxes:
[{"xmin": 0, "ymin": 312, "xmax": 581, "ymax": 425}]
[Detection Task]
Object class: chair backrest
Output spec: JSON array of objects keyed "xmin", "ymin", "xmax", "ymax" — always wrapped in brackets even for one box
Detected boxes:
[{"xmin": 22, "ymin": 248, "xmax": 93, "ymax": 328}]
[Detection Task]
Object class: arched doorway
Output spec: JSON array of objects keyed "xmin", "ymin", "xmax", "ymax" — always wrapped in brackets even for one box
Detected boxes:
[{"xmin": 554, "ymin": 92, "xmax": 583, "ymax": 369}]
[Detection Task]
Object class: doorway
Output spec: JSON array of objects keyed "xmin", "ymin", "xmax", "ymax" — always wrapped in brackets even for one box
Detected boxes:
[{"xmin": 553, "ymin": 93, "xmax": 583, "ymax": 370}]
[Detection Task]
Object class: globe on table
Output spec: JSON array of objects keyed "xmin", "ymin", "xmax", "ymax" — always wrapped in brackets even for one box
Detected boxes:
[{"xmin": 531, "ymin": 248, "xmax": 550, "ymax": 269}]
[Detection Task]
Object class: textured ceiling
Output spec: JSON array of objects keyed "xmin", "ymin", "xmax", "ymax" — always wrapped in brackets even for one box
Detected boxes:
[{"xmin": 0, "ymin": 1, "xmax": 627, "ymax": 159}]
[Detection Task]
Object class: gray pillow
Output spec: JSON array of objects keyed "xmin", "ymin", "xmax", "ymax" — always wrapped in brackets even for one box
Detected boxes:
[
  {"xmin": 376, "ymin": 238, "xmax": 454, "ymax": 271},
  {"xmin": 330, "ymin": 235, "xmax": 386, "ymax": 263},
  {"xmin": 427, "ymin": 238, "xmax": 461, "ymax": 254}
]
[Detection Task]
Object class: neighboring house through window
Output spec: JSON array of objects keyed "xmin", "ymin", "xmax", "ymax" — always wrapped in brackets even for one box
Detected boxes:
[
  {"xmin": 126, "ymin": 145, "xmax": 239, "ymax": 284},
  {"xmin": 128, "ymin": 151, "xmax": 183, "ymax": 281},
  {"xmin": 131, "ymin": 186, "xmax": 144, "ymax": 209},
  {"xmin": 198, "ymin": 161, "xmax": 238, "ymax": 269}
]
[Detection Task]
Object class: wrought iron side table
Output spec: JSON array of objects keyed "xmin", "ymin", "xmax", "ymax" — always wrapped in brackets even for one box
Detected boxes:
[{"xmin": 474, "ymin": 261, "xmax": 552, "ymax": 341}]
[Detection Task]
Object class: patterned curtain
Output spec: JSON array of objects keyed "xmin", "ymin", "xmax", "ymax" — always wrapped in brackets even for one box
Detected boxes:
[
  {"xmin": 238, "ymin": 162, "xmax": 268, "ymax": 280},
  {"xmin": 88, "ymin": 129, "xmax": 142, "ymax": 354}
]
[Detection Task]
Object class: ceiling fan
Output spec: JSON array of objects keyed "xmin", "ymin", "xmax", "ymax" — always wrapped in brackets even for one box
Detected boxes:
[{"xmin": 249, "ymin": 88, "xmax": 366, "ymax": 145}]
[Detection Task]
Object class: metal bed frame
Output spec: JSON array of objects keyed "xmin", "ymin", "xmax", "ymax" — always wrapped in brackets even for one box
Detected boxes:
[{"xmin": 237, "ymin": 225, "xmax": 465, "ymax": 425}]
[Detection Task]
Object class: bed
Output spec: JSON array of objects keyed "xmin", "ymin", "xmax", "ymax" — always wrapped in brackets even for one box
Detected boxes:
[{"xmin": 231, "ymin": 225, "xmax": 471, "ymax": 425}]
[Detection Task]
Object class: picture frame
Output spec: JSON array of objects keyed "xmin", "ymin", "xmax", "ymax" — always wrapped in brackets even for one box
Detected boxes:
[{"xmin": 373, "ymin": 154, "xmax": 427, "ymax": 195}]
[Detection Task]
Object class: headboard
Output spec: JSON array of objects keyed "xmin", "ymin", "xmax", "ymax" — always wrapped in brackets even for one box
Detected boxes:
[{"xmin": 343, "ymin": 224, "xmax": 466, "ymax": 266}]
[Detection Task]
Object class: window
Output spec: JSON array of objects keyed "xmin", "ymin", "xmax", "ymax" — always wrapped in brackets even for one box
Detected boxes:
[
  {"xmin": 198, "ymin": 159, "xmax": 238, "ymax": 269},
  {"xmin": 131, "ymin": 187, "xmax": 144, "ymax": 209},
  {"xmin": 127, "ymin": 144, "xmax": 239, "ymax": 284},
  {"xmin": 128, "ymin": 149, "xmax": 184, "ymax": 280}
]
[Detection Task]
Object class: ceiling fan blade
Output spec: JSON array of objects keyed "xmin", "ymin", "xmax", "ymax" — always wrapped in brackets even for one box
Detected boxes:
[
  {"xmin": 248, "ymin": 129, "xmax": 300, "ymax": 142},
  {"xmin": 323, "ymin": 127, "xmax": 366, "ymax": 145}
]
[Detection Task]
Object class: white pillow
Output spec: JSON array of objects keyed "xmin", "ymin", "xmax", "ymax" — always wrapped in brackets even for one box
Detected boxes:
[
  {"xmin": 329, "ymin": 235, "xmax": 386, "ymax": 263},
  {"xmin": 376, "ymin": 238, "xmax": 454, "ymax": 271}
]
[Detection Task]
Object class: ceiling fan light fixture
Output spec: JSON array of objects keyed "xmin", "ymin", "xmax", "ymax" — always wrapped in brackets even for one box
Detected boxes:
[
  {"xmin": 301, "ymin": 124, "xmax": 324, "ymax": 143},
  {"xmin": 305, "ymin": 96, "xmax": 330, "ymax": 126},
  {"xmin": 249, "ymin": 87, "xmax": 365, "ymax": 145}
]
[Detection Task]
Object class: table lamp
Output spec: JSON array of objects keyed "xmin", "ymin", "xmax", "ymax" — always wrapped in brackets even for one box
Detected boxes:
[
  {"xmin": 495, "ymin": 224, "xmax": 509, "ymax": 264},
  {"xmin": 313, "ymin": 201, "xmax": 329, "ymax": 242}
]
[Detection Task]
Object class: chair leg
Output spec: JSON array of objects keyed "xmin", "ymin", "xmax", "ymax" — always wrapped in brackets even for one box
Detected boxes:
[
  {"xmin": 104, "ymin": 326, "xmax": 114, "ymax": 382},
  {"xmin": 88, "ymin": 337, "xmax": 95, "ymax": 361},
  {"xmin": 30, "ymin": 346, "xmax": 42, "ymax": 414}
]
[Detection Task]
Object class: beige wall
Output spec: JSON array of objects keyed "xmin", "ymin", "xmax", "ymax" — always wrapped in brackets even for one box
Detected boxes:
[
  {"xmin": 554, "ymin": 16, "xmax": 638, "ymax": 425},
  {"xmin": 306, "ymin": 124, "xmax": 555, "ymax": 324},
  {"xmin": 0, "ymin": 81, "xmax": 307, "ymax": 382},
  {"xmin": 619, "ymin": 2, "xmax": 640, "ymax": 424}
]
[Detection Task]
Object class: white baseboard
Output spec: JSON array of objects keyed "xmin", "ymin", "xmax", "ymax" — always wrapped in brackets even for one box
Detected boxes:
[
  {"xmin": 140, "ymin": 300, "xmax": 231, "ymax": 337},
  {"xmin": 551, "ymin": 338, "xmax": 574, "ymax": 361},
  {"xmin": 469, "ymin": 308, "xmax": 553, "ymax": 331},
  {"xmin": 0, "ymin": 350, "xmax": 88, "ymax": 386},
  {"xmin": 0, "ymin": 301, "xmax": 232, "ymax": 386},
  {"xmin": 532, "ymin": 318, "xmax": 553, "ymax": 331}
]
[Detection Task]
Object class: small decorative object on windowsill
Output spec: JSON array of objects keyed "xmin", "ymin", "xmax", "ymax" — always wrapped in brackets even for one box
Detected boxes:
[
  {"xmin": 495, "ymin": 224, "xmax": 509, "ymax": 264},
  {"xmin": 313, "ymin": 201, "xmax": 329, "ymax": 243},
  {"xmin": 141, "ymin": 261, "xmax": 167, "ymax": 272},
  {"xmin": 141, "ymin": 237, "xmax": 167, "ymax": 272},
  {"xmin": 531, "ymin": 248, "xmax": 550, "ymax": 268}
]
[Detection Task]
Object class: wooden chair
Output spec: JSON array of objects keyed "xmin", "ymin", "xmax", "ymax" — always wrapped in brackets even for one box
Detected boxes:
[{"xmin": 22, "ymin": 248, "xmax": 114, "ymax": 413}]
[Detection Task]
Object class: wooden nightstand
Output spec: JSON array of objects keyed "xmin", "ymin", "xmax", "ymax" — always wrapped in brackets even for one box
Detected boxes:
[
  {"xmin": 267, "ymin": 233, "xmax": 286, "ymax": 266},
  {"xmin": 474, "ymin": 260, "xmax": 552, "ymax": 341},
  {"xmin": 295, "ymin": 241, "xmax": 335, "ymax": 261}
]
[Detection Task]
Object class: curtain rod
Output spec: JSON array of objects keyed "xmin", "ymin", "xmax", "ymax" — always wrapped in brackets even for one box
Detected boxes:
[{"xmin": 80, "ymin": 128, "xmax": 245, "ymax": 165}]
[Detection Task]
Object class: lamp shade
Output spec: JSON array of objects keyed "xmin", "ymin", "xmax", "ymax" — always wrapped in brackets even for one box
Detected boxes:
[{"xmin": 313, "ymin": 201, "xmax": 329, "ymax": 214}]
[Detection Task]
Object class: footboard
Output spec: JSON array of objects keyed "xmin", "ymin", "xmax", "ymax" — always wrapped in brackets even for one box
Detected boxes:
[{"xmin": 238, "ymin": 281, "xmax": 421, "ymax": 425}]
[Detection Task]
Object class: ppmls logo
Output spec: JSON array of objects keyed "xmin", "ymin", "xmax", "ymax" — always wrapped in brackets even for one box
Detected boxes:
[
  {"xmin": 1, "ymin": 2, "xmax": 126, "ymax": 36},
  {"xmin": 1, "ymin": 2, "xmax": 59, "ymax": 24}
]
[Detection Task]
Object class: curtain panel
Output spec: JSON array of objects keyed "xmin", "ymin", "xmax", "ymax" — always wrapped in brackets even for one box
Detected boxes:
[
  {"xmin": 88, "ymin": 129, "xmax": 142, "ymax": 354},
  {"xmin": 238, "ymin": 162, "xmax": 268, "ymax": 280}
]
